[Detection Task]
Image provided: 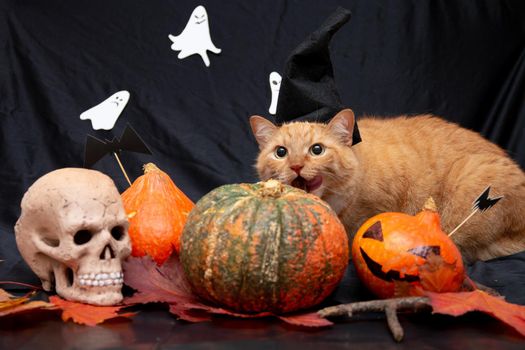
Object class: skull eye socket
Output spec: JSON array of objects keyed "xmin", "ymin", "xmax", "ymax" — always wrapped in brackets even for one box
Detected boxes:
[
  {"xmin": 111, "ymin": 226, "xmax": 125, "ymax": 241},
  {"xmin": 74, "ymin": 230, "xmax": 93, "ymax": 245},
  {"xmin": 41, "ymin": 237, "xmax": 60, "ymax": 247}
]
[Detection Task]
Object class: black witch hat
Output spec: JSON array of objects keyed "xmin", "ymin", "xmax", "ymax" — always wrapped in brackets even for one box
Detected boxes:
[{"xmin": 275, "ymin": 7, "xmax": 361, "ymax": 145}]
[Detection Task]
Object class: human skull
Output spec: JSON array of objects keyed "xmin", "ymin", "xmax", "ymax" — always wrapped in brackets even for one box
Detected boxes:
[{"xmin": 15, "ymin": 168, "xmax": 131, "ymax": 305}]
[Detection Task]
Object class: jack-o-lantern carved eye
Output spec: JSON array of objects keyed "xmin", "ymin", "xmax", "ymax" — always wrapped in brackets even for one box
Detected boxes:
[{"xmin": 362, "ymin": 221, "xmax": 383, "ymax": 241}]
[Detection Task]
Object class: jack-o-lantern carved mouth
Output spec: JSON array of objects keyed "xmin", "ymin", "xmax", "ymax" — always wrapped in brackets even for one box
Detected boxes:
[
  {"xmin": 360, "ymin": 220, "xmax": 442, "ymax": 283},
  {"xmin": 360, "ymin": 248, "xmax": 421, "ymax": 282}
]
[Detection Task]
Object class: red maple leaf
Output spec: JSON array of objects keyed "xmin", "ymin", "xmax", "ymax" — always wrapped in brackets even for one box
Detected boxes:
[
  {"xmin": 426, "ymin": 289, "xmax": 525, "ymax": 336},
  {"xmin": 123, "ymin": 255, "xmax": 332, "ymax": 327},
  {"xmin": 49, "ymin": 296, "xmax": 135, "ymax": 326}
]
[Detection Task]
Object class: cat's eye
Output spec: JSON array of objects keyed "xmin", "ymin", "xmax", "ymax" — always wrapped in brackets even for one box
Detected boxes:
[
  {"xmin": 310, "ymin": 143, "xmax": 325, "ymax": 156},
  {"xmin": 274, "ymin": 146, "xmax": 287, "ymax": 158}
]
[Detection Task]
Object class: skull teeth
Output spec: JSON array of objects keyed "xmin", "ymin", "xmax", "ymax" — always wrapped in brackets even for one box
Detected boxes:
[
  {"xmin": 77, "ymin": 271, "xmax": 124, "ymax": 287},
  {"xmin": 79, "ymin": 278, "xmax": 123, "ymax": 287}
]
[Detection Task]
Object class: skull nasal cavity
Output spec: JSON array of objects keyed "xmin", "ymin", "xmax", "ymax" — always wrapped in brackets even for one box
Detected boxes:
[{"xmin": 100, "ymin": 245, "xmax": 115, "ymax": 260}]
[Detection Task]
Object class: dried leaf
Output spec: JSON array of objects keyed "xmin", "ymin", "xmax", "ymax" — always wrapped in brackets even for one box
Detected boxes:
[
  {"xmin": 418, "ymin": 252, "xmax": 465, "ymax": 293},
  {"xmin": 0, "ymin": 289, "xmax": 55, "ymax": 317},
  {"xmin": 123, "ymin": 255, "xmax": 330, "ymax": 327},
  {"xmin": 0, "ymin": 300, "xmax": 54, "ymax": 317},
  {"xmin": 279, "ymin": 312, "xmax": 333, "ymax": 327},
  {"xmin": 168, "ymin": 304, "xmax": 213, "ymax": 322},
  {"xmin": 393, "ymin": 281, "xmax": 421, "ymax": 297},
  {"xmin": 123, "ymin": 254, "xmax": 195, "ymax": 305},
  {"xmin": 49, "ymin": 296, "xmax": 135, "ymax": 326},
  {"xmin": 427, "ymin": 290, "xmax": 525, "ymax": 336},
  {"xmin": 0, "ymin": 288, "xmax": 15, "ymax": 302}
]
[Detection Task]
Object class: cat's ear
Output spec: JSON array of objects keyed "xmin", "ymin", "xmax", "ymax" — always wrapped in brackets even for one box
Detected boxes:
[
  {"xmin": 327, "ymin": 109, "xmax": 355, "ymax": 145},
  {"xmin": 250, "ymin": 116, "xmax": 277, "ymax": 148}
]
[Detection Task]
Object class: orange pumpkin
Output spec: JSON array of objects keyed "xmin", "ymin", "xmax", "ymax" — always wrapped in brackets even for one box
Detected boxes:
[
  {"xmin": 121, "ymin": 163, "xmax": 194, "ymax": 265},
  {"xmin": 352, "ymin": 198, "xmax": 465, "ymax": 299}
]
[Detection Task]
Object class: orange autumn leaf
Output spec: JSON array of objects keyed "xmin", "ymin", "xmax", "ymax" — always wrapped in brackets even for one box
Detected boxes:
[
  {"xmin": 49, "ymin": 296, "xmax": 135, "ymax": 326},
  {"xmin": 427, "ymin": 290, "xmax": 525, "ymax": 337},
  {"xmin": 0, "ymin": 300, "xmax": 54, "ymax": 317},
  {"xmin": 418, "ymin": 252, "xmax": 465, "ymax": 294},
  {"xmin": 0, "ymin": 288, "xmax": 55, "ymax": 317},
  {"xmin": 0, "ymin": 288, "xmax": 12, "ymax": 301},
  {"xmin": 391, "ymin": 253, "xmax": 466, "ymax": 298},
  {"xmin": 393, "ymin": 281, "xmax": 421, "ymax": 298}
]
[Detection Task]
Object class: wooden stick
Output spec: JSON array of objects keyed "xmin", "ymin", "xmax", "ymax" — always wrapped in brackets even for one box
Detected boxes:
[
  {"xmin": 113, "ymin": 152, "xmax": 132, "ymax": 186},
  {"xmin": 318, "ymin": 296, "xmax": 430, "ymax": 342},
  {"xmin": 385, "ymin": 303, "xmax": 403, "ymax": 342},
  {"xmin": 448, "ymin": 208, "xmax": 478, "ymax": 237}
]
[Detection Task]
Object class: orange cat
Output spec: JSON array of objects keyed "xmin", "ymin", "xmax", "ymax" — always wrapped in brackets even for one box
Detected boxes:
[{"xmin": 250, "ymin": 109, "xmax": 525, "ymax": 263}]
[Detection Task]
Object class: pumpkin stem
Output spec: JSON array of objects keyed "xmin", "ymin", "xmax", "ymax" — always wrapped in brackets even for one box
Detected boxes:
[
  {"xmin": 258, "ymin": 179, "xmax": 284, "ymax": 198},
  {"xmin": 143, "ymin": 163, "xmax": 159, "ymax": 174},
  {"xmin": 422, "ymin": 197, "xmax": 438, "ymax": 212}
]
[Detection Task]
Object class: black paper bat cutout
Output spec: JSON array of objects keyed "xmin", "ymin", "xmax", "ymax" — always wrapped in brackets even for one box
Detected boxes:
[
  {"xmin": 84, "ymin": 124, "xmax": 152, "ymax": 168},
  {"xmin": 473, "ymin": 186, "xmax": 503, "ymax": 212}
]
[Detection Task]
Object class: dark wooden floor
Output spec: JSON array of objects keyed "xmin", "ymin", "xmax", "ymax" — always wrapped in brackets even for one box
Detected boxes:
[{"xmin": 1, "ymin": 304, "xmax": 523, "ymax": 350}]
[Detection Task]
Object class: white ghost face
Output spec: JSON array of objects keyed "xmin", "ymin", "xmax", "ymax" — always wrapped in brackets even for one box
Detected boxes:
[
  {"xmin": 192, "ymin": 5, "xmax": 208, "ymax": 24},
  {"xmin": 110, "ymin": 93, "xmax": 127, "ymax": 107},
  {"xmin": 168, "ymin": 5, "xmax": 221, "ymax": 67},
  {"xmin": 80, "ymin": 90, "xmax": 130, "ymax": 131},
  {"xmin": 268, "ymin": 72, "xmax": 282, "ymax": 115},
  {"xmin": 269, "ymin": 72, "xmax": 282, "ymax": 93},
  {"xmin": 15, "ymin": 168, "xmax": 131, "ymax": 306}
]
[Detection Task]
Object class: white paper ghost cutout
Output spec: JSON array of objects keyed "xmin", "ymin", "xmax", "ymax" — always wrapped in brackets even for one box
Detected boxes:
[
  {"xmin": 168, "ymin": 5, "xmax": 221, "ymax": 67},
  {"xmin": 268, "ymin": 72, "xmax": 282, "ymax": 115},
  {"xmin": 80, "ymin": 91, "xmax": 130, "ymax": 130}
]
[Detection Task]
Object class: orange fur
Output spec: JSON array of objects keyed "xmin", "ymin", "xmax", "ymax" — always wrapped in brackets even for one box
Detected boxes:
[{"xmin": 250, "ymin": 110, "xmax": 525, "ymax": 263}]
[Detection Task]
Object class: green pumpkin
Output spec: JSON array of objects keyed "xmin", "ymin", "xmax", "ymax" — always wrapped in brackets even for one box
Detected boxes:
[{"xmin": 180, "ymin": 179, "xmax": 349, "ymax": 313}]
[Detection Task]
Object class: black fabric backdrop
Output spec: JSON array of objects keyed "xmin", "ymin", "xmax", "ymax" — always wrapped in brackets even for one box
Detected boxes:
[{"xmin": 1, "ymin": 0, "xmax": 525, "ymax": 304}]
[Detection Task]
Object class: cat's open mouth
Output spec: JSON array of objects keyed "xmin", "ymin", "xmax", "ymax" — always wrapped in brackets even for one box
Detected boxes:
[{"xmin": 291, "ymin": 175, "xmax": 323, "ymax": 193}]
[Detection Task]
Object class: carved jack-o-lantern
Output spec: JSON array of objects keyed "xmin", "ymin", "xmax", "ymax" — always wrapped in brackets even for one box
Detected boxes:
[{"xmin": 351, "ymin": 198, "xmax": 465, "ymax": 299}]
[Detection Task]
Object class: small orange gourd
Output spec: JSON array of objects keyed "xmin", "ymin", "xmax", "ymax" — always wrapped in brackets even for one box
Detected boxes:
[
  {"xmin": 121, "ymin": 163, "xmax": 194, "ymax": 265},
  {"xmin": 352, "ymin": 198, "xmax": 465, "ymax": 299}
]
